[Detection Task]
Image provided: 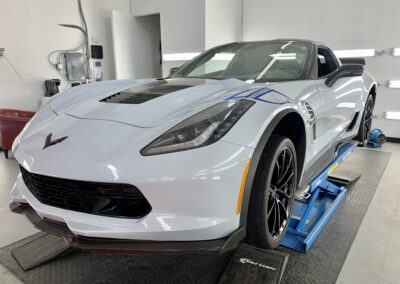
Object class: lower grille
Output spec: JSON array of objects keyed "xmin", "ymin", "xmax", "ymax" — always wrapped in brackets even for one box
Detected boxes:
[{"xmin": 20, "ymin": 166, "xmax": 151, "ymax": 218}]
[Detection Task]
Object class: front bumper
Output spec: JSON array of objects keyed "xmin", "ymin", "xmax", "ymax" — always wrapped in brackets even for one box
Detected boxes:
[
  {"xmin": 12, "ymin": 136, "xmax": 252, "ymax": 241},
  {"xmin": 10, "ymin": 202, "xmax": 245, "ymax": 254}
]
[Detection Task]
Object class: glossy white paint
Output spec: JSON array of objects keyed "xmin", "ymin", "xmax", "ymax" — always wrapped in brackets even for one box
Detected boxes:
[
  {"xmin": 12, "ymin": 131, "xmax": 251, "ymax": 240},
  {"xmin": 11, "ymin": 60, "xmax": 376, "ymax": 241}
]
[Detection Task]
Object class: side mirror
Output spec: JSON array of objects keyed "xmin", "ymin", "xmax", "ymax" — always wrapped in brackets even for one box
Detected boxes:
[
  {"xmin": 325, "ymin": 64, "xmax": 364, "ymax": 87},
  {"xmin": 169, "ymin": 67, "xmax": 180, "ymax": 75}
]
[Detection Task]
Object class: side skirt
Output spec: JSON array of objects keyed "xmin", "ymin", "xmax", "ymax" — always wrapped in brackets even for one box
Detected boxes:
[{"xmin": 298, "ymin": 136, "xmax": 357, "ymax": 189}]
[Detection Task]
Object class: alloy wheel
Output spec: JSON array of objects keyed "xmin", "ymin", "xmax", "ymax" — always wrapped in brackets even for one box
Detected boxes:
[
  {"xmin": 363, "ymin": 98, "xmax": 374, "ymax": 143},
  {"xmin": 266, "ymin": 147, "xmax": 295, "ymax": 240}
]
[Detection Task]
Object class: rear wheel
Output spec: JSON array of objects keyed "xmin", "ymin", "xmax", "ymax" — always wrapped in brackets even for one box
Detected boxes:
[
  {"xmin": 247, "ymin": 135, "xmax": 297, "ymax": 249},
  {"xmin": 357, "ymin": 94, "xmax": 375, "ymax": 147}
]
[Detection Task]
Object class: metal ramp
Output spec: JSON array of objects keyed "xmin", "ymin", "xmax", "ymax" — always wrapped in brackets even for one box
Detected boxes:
[{"xmin": 281, "ymin": 143, "xmax": 358, "ymax": 253}]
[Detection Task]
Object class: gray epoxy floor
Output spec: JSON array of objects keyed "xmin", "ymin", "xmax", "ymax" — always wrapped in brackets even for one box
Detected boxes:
[{"xmin": 0, "ymin": 144, "xmax": 399, "ymax": 284}]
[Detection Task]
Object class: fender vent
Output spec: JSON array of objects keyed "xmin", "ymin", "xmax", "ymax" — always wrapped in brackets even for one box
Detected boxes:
[
  {"xmin": 305, "ymin": 102, "xmax": 316, "ymax": 140},
  {"xmin": 305, "ymin": 102, "xmax": 315, "ymax": 124},
  {"xmin": 346, "ymin": 112, "xmax": 360, "ymax": 131}
]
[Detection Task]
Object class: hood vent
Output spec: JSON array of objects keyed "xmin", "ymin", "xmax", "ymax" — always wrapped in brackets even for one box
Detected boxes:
[{"xmin": 101, "ymin": 84, "xmax": 191, "ymax": 104}]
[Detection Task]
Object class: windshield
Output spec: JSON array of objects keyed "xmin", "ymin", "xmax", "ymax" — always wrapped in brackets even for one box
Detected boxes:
[{"xmin": 171, "ymin": 41, "xmax": 311, "ymax": 82}]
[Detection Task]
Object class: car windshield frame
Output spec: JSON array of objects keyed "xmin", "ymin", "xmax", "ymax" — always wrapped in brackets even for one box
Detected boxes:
[{"xmin": 170, "ymin": 40, "xmax": 313, "ymax": 83}]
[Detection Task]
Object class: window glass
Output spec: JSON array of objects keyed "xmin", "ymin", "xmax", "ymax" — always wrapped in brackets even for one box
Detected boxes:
[
  {"xmin": 317, "ymin": 47, "xmax": 339, "ymax": 77},
  {"xmin": 188, "ymin": 52, "xmax": 235, "ymax": 76},
  {"xmin": 172, "ymin": 41, "xmax": 311, "ymax": 82}
]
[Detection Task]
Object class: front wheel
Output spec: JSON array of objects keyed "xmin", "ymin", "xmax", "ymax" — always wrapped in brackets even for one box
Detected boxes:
[{"xmin": 246, "ymin": 135, "xmax": 297, "ymax": 249}]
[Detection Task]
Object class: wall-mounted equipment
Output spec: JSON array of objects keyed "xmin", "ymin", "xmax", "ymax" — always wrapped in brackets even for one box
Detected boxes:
[
  {"xmin": 64, "ymin": 53, "xmax": 85, "ymax": 81},
  {"xmin": 91, "ymin": 45, "xmax": 103, "ymax": 81},
  {"xmin": 93, "ymin": 60, "xmax": 103, "ymax": 81},
  {"xmin": 44, "ymin": 79, "xmax": 61, "ymax": 97},
  {"xmin": 91, "ymin": 45, "xmax": 103, "ymax": 59}
]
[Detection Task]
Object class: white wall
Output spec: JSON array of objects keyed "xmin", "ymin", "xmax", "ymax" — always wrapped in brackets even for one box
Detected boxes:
[
  {"xmin": 0, "ymin": 0, "xmax": 130, "ymax": 111},
  {"xmin": 131, "ymin": 0, "xmax": 206, "ymax": 76},
  {"xmin": 242, "ymin": 0, "xmax": 400, "ymax": 137},
  {"xmin": 205, "ymin": 0, "xmax": 242, "ymax": 49},
  {"xmin": 130, "ymin": 0, "xmax": 242, "ymax": 76},
  {"xmin": 111, "ymin": 10, "xmax": 137, "ymax": 79}
]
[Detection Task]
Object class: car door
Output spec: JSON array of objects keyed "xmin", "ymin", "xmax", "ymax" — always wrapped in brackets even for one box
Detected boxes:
[{"xmin": 313, "ymin": 46, "xmax": 363, "ymax": 147}]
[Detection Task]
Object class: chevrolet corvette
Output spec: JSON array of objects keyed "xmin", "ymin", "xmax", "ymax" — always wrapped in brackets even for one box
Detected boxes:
[{"xmin": 10, "ymin": 39, "xmax": 376, "ymax": 252}]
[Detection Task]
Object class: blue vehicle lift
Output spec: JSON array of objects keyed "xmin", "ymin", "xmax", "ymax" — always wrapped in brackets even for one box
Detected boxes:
[{"xmin": 281, "ymin": 143, "xmax": 356, "ymax": 253}]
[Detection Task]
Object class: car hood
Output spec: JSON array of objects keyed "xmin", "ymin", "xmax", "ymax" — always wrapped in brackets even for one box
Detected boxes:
[{"xmin": 53, "ymin": 78, "xmax": 247, "ymax": 128}]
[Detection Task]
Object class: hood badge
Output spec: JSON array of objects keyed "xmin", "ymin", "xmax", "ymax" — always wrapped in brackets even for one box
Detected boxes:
[{"xmin": 43, "ymin": 133, "xmax": 68, "ymax": 150}]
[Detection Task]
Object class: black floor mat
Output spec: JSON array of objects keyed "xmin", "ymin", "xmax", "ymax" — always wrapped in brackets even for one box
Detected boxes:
[
  {"xmin": 0, "ymin": 149, "xmax": 390, "ymax": 284},
  {"xmin": 11, "ymin": 232, "xmax": 71, "ymax": 271},
  {"xmin": 219, "ymin": 243, "xmax": 289, "ymax": 284},
  {"xmin": 279, "ymin": 149, "xmax": 390, "ymax": 284}
]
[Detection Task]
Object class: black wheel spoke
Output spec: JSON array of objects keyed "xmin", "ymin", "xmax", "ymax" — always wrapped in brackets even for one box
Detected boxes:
[
  {"xmin": 278, "ymin": 200, "xmax": 289, "ymax": 218},
  {"xmin": 278, "ymin": 150, "xmax": 292, "ymax": 184},
  {"xmin": 267, "ymin": 199, "xmax": 275, "ymax": 217},
  {"xmin": 276, "ymin": 199, "xmax": 281, "ymax": 234},
  {"xmin": 278, "ymin": 188, "xmax": 292, "ymax": 199},
  {"xmin": 275, "ymin": 161, "xmax": 281, "ymax": 181},
  {"xmin": 266, "ymin": 146, "xmax": 296, "ymax": 240},
  {"xmin": 272, "ymin": 200, "xmax": 277, "ymax": 234},
  {"xmin": 278, "ymin": 172, "xmax": 294, "ymax": 188}
]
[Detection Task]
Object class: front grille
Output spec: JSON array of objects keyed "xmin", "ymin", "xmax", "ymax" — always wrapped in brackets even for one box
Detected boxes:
[{"xmin": 20, "ymin": 166, "xmax": 151, "ymax": 218}]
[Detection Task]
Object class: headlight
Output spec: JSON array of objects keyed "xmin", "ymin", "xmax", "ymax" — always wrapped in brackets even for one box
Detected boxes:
[{"xmin": 141, "ymin": 99, "xmax": 255, "ymax": 155}]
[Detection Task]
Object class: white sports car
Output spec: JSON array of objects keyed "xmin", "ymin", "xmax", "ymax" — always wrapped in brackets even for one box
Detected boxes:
[{"xmin": 10, "ymin": 39, "xmax": 376, "ymax": 253}]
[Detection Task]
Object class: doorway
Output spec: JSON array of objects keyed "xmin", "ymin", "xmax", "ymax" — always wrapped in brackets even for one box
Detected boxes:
[{"xmin": 135, "ymin": 14, "xmax": 162, "ymax": 78}]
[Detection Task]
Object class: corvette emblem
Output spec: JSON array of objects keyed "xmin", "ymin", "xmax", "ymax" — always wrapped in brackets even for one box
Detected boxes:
[{"xmin": 43, "ymin": 133, "xmax": 68, "ymax": 150}]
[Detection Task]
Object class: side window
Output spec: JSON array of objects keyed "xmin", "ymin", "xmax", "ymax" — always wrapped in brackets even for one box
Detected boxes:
[{"xmin": 317, "ymin": 47, "xmax": 339, "ymax": 77}]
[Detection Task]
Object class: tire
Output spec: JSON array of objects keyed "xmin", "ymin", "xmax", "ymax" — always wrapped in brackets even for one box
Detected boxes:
[
  {"xmin": 246, "ymin": 135, "xmax": 297, "ymax": 249},
  {"xmin": 357, "ymin": 94, "xmax": 375, "ymax": 147}
]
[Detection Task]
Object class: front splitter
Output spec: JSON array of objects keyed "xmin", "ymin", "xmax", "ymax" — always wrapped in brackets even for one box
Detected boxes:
[{"xmin": 10, "ymin": 202, "xmax": 245, "ymax": 255}]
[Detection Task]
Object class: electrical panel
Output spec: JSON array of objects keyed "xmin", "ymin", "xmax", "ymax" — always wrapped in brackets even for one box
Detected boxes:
[
  {"xmin": 64, "ymin": 52, "xmax": 85, "ymax": 81},
  {"xmin": 93, "ymin": 60, "xmax": 103, "ymax": 81}
]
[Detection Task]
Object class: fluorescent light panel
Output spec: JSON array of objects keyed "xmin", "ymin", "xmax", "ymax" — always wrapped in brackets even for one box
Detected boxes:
[
  {"xmin": 334, "ymin": 49, "xmax": 375, "ymax": 58},
  {"xmin": 393, "ymin": 48, "xmax": 400, "ymax": 56},
  {"xmin": 388, "ymin": 80, "xmax": 400, "ymax": 88},
  {"xmin": 163, "ymin": 53, "xmax": 200, "ymax": 61},
  {"xmin": 385, "ymin": 111, "xmax": 400, "ymax": 120}
]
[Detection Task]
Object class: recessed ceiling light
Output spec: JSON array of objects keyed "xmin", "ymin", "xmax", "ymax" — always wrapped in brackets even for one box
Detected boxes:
[
  {"xmin": 392, "ymin": 48, "xmax": 400, "ymax": 56},
  {"xmin": 163, "ymin": 53, "xmax": 200, "ymax": 61},
  {"xmin": 334, "ymin": 49, "xmax": 375, "ymax": 58},
  {"xmin": 385, "ymin": 111, "xmax": 400, "ymax": 120},
  {"xmin": 388, "ymin": 81, "xmax": 400, "ymax": 88}
]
